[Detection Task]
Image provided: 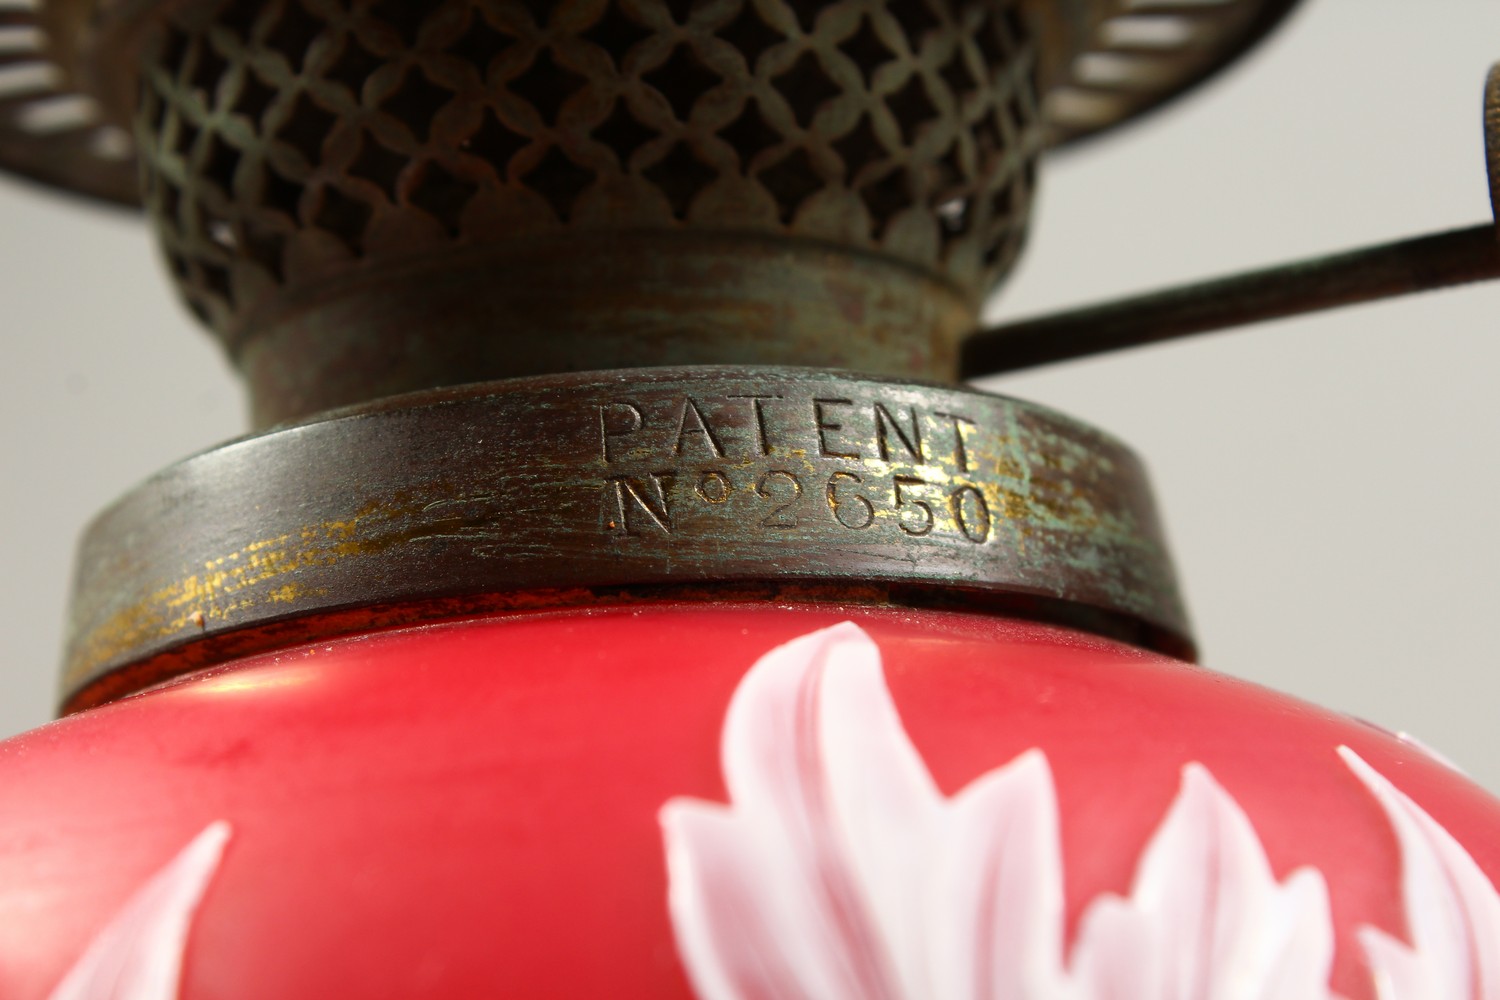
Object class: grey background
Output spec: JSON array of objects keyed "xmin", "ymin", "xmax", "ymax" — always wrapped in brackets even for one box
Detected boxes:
[{"xmin": 3, "ymin": 1, "xmax": 1499, "ymax": 783}]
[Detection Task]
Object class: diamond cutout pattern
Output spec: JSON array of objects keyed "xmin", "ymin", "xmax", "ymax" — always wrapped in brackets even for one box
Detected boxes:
[
  {"xmin": 243, "ymin": 225, "xmax": 286, "ymax": 281},
  {"xmin": 314, "ymin": 183, "xmax": 373, "ymax": 251},
  {"xmin": 233, "ymin": 70, "xmax": 278, "ymax": 125},
  {"xmin": 975, "ymin": 6, "xmax": 1026, "ymax": 71},
  {"xmin": 832, "ymin": 113, "xmax": 882, "ymax": 178},
  {"xmin": 217, "ymin": 0, "xmax": 263, "ymax": 40},
  {"xmin": 861, "ymin": 167, "xmax": 909, "ymax": 236},
  {"xmin": 525, "ymin": 145, "xmax": 594, "ymax": 221},
  {"xmin": 467, "ymin": 108, "xmax": 530, "ymax": 175},
  {"xmin": 643, "ymin": 142, "xmax": 714, "ymax": 220},
  {"xmin": 973, "ymin": 107, "xmax": 1003, "ymax": 161},
  {"xmin": 886, "ymin": 74, "xmax": 936, "ymax": 145},
  {"xmin": 719, "ymin": 99, "xmax": 781, "ymax": 169},
  {"xmin": 516, "ymin": 0, "xmax": 552, "ymax": 30},
  {"xmin": 939, "ymin": 51, "xmax": 973, "ymax": 106},
  {"xmin": 759, "ymin": 148, "xmax": 821, "ymax": 223},
  {"xmin": 276, "ymin": 91, "xmax": 337, "ymax": 165},
  {"xmin": 662, "ymin": 0, "xmax": 695, "ymax": 26},
  {"xmin": 140, "ymin": 0, "xmax": 1042, "ymax": 333},
  {"xmin": 644, "ymin": 44, "xmax": 720, "ymax": 123},
  {"xmin": 351, "ymin": 132, "xmax": 406, "ymax": 201},
  {"xmin": 932, "ymin": 140, "xmax": 965, "ymax": 194},
  {"xmin": 773, "ymin": 51, "xmax": 840, "ymax": 130},
  {"xmin": 510, "ymin": 48, "xmax": 587, "ymax": 126},
  {"xmin": 203, "ymin": 134, "xmax": 242, "ymax": 193},
  {"xmin": 382, "ymin": 68, "xmax": 455, "ymax": 143},
  {"xmin": 594, "ymin": 100, "xmax": 656, "ymax": 168},
  {"xmin": 838, "ymin": 17, "xmax": 892, "ymax": 88},
  {"xmin": 720, "ymin": 2, "xmax": 784, "ymax": 72},
  {"xmin": 889, "ymin": 0, "xmax": 941, "ymax": 51},
  {"xmin": 409, "ymin": 161, "xmax": 478, "ymax": 234},
  {"xmin": 172, "ymin": 113, "xmax": 201, "ymax": 158},
  {"xmin": 449, "ymin": 12, "xmax": 513, "ymax": 78},
  {"xmin": 189, "ymin": 41, "xmax": 230, "ymax": 102},
  {"xmin": 582, "ymin": 4, "xmax": 652, "ymax": 63},
  {"xmin": 262, "ymin": 166, "xmax": 303, "ymax": 219},
  {"xmin": 788, "ymin": 1, "xmax": 819, "ymax": 33},
  {"xmin": 371, "ymin": 0, "xmax": 427, "ymax": 47},
  {"xmin": 266, "ymin": 1, "xmax": 324, "ymax": 72},
  {"xmin": 327, "ymin": 38, "xmax": 384, "ymax": 100}
]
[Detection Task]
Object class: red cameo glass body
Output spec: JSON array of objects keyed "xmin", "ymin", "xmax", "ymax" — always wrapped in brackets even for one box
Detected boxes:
[{"xmin": 0, "ymin": 604, "xmax": 1494, "ymax": 1000}]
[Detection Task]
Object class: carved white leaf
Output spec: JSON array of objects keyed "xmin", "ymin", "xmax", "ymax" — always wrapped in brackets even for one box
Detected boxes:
[
  {"xmin": 47, "ymin": 822, "xmax": 230, "ymax": 1000},
  {"xmin": 660, "ymin": 623, "xmax": 1340, "ymax": 1000},
  {"xmin": 1068, "ymin": 764, "xmax": 1338, "ymax": 1000},
  {"xmin": 1341, "ymin": 747, "xmax": 1500, "ymax": 1000},
  {"xmin": 660, "ymin": 622, "xmax": 1069, "ymax": 1000}
]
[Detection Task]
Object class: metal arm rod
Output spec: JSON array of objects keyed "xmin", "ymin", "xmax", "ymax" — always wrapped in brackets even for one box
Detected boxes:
[{"xmin": 961, "ymin": 223, "xmax": 1500, "ymax": 379}]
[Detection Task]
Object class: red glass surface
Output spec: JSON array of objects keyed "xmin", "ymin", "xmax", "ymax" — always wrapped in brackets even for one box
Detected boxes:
[{"xmin": 0, "ymin": 604, "xmax": 1493, "ymax": 999}]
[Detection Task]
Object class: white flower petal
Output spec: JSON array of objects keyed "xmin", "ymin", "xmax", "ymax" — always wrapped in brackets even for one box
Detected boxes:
[
  {"xmin": 1071, "ymin": 899, "xmax": 1159, "ymax": 1000},
  {"xmin": 1342, "ymin": 746, "xmax": 1500, "ymax": 1000},
  {"xmin": 47, "ymin": 821, "xmax": 231, "ymax": 1000},
  {"xmin": 662, "ymin": 803, "xmax": 819, "ymax": 1000},
  {"xmin": 1260, "ymin": 871, "xmax": 1343, "ymax": 1000},
  {"xmin": 1070, "ymin": 764, "xmax": 1335, "ymax": 1000},
  {"xmin": 815, "ymin": 628, "xmax": 947, "ymax": 998},
  {"xmin": 662, "ymin": 623, "xmax": 1072, "ymax": 1000},
  {"xmin": 665, "ymin": 623, "xmax": 920, "ymax": 1000},
  {"xmin": 931, "ymin": 750, "xmax": 1069, "ymax": 1000},
  {"xmin": 661, "ymin": 624, "xmax": 1348, "ymax": 1000}
]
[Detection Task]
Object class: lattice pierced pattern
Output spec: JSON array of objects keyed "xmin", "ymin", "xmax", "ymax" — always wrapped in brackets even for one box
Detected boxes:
[{"xmin": 135, "ymin": 0, "xmax": 1041, "ymax": 336}]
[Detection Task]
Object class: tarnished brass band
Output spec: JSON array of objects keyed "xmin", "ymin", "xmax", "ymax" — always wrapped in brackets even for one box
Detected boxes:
[{"xmin": 62, "ymin": 367, "xmax": 1190, "ymax": 707}]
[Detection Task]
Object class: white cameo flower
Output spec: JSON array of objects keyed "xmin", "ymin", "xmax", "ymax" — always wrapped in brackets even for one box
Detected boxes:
[
  {"xmin": 661, "ymin": 622, "xmax": 1500, "ymax": 1000},
  {"xmin": 1342, "ymin": 747, "xmax": 1500, "ymax": 1000},
  {"xmin": 47, "ymin": 822, "xmax": 229, "ymax": 1000}
]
